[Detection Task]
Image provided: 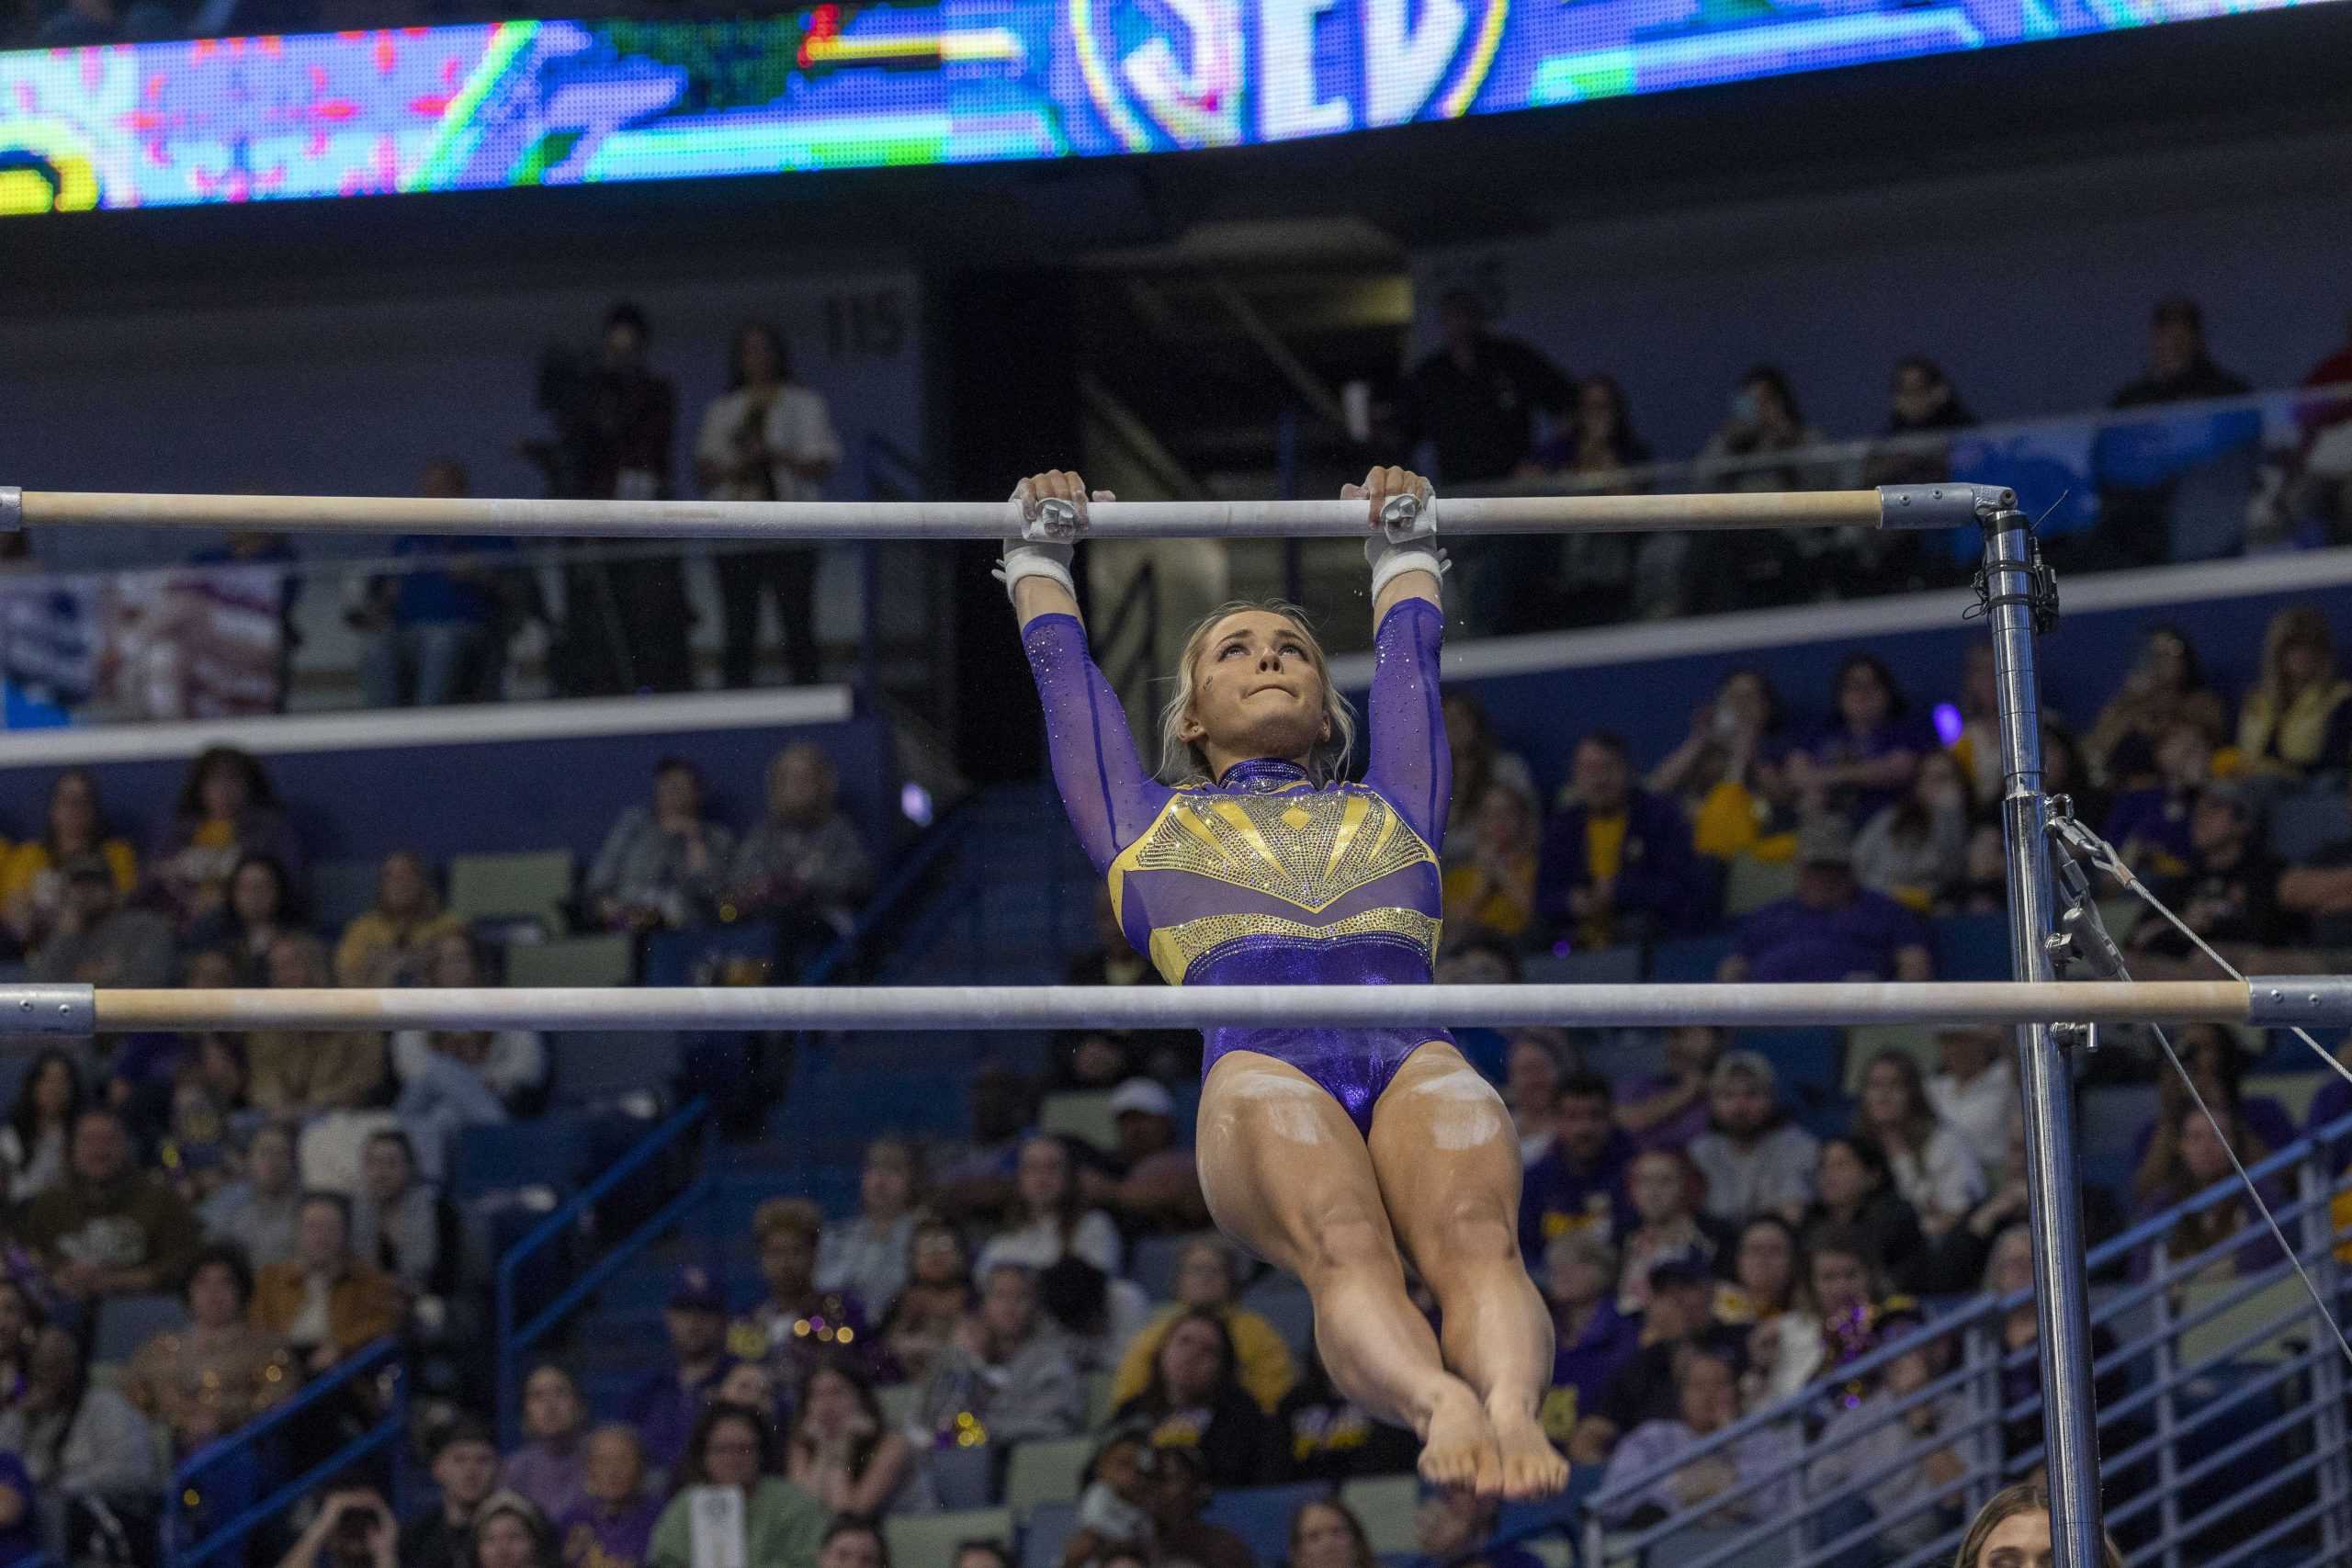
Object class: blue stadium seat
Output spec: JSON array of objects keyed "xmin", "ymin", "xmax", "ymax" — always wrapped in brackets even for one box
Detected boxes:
[
  {"xmin": 94, "ymin": 1292, "xmax": 187, "ymax": 1364},
  {"xmin": 1202, "ymin": 1482, "xmax": 1333, "ymax": 1562},
  {"xmin": 453, "ymin": 1116, "xmax": 593, "ymax": 1200},
  {"xmin": 1021, "ymin": 1502, "xmax": 1077, "ymax": 1568},
  {"xmin": 553, "ymin": 1030, "xmax": 684, "ymax": 1107},
  {"xmin": 930, "ymin": 1443, "xmax": 997, "ymax": 1509},
  {"xmin": 2269, "ymin": 787, "xmax": 2350, "ymax": 863},
  {"xmin": 1522, "ymin": 946, "xmax": 1641, "ymax": 986},
  {"xmin": 1132, "ymin": 1232, "xmax": 1213, "ymax": 1302},
  {"xmin": 1728, "ymin": 1027, "xmax": 1844, "ymax": 1104},
  {"xmin": 311, "ymin": 857, "xmax": 383, "ymax": 932},
  {"xmin": 1933, "ymin": 913, "xmax": 2012, "ymax": 980},
  {"xmin": 1239, "ymin": 1276, "xmax": 1315, "ymax": 1359},
  {"xmin": 2079, "ymin": 1085, "xmax": 2157, "ymax": 1195},
  {"xmin": 1648, "ymin": 932, "xmax": 1735, "ymax": 984}
]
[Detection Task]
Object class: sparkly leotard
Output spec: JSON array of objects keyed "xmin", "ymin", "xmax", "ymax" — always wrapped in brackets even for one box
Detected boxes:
[{"xmin": 1022, "ymin": 597, "xmax": 1453, "ymax": 1134}]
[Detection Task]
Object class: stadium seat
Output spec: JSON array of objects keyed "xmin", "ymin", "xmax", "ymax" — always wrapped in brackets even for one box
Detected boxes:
[
  {"xmin": 2079, "ymin": 1085, "xmax": 2158, "ymax": 1194},
  {"xmin": 1239, "ymin": 1276, "xmax": 1315, "ymax": 1359},
  {"xmin": 448, "ymin": 850, "xmax": 574, "ymax": 931},
  {"xmin": 311, "ymin": 857, "xmax": 383, "ymax": 931},
  {"xmin": 1084, "ymin": 1371, "xmax": 1114, "ymax": 1426},
  {"xmin": 2246, "ymin": 1071, "xmax": 2324, "ymax": 1126},
  {"xmin": 1039, "ymin": 1089, "xmax": 1119, "ymax": 1151},
  {"xmin": 877, "ymin": 1382, "xmax": 923, "ymax": 1428},
  {"xmin": 2177, "ymin": 1276, "xmax": 2310, "ymax": 1365},
  {"xmin": 1202, "ymin": 1482, "xmax": 1332, "ymax": 1562},
  {"xmin": 453, "ymin": 1117, "xmax": 592, "ymax": 1200},
  {"xmin": 931, "ymin": 1443, "xmax": 997, "ymax": 1509},
  {"xmin": 1338, "ymin": 1475, "xmax": 1420, "ymax": 1554},
  {"xmin": 887, "ymin": 1506, "xmax": 1012, "ymax": 1568},
  {"xmin": 94, "ymin": 1293, "xmax": 187, "ymax": 1364},
  {"xmin": 1844, "ymin": 1023, "xmax": 1938, "ymax": 1093},
  {"xmin": 554, "ymin": 1030, "xmax": 684, "ymax": 1107},
  {"xmin": 1647, "ymin": 932, "xmax": 1734, "ymax": 984},
  {"xmin": 2270, "ymin": 788, "xmax": 2351, "ymax": 863},
  {"xmin": 1131, "ymin": 1232, "xmax": 1215, "ymax": 1302},
  {"xmin": 1020, "ymin": 1503, "xmax": 1076, "ymax": 1568},
  {"xmin": 507, "ymin": 933, "xmax": 636, "ymax": 987},
  {"xmin": 1933, "ymin": 913, "xmax": 2012, "ymax": 980},
  {"xmin": 1728, "ymin": 1027, "xmax": 1843, "ymax": 1104},
  {"xmin": 1522, "ymin": 946, "xmax": 1641, "ymax": 986},
  {"xmin": 1724, "ymin": 854, "xmax": 1796, "ymax": 917},
  {"xmin": 1004, "ymin": 1435, "xmax": 1094, "ymax": 1512}
]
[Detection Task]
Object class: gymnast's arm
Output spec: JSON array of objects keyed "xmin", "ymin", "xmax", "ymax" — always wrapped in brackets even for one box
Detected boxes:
[
  {"xmin": 1004, "ymin": 470, "xmax": 1172, "ymax": 874},
  {"xmin": 1353, "ymin": 465, "xmax": 1450, "ymax": 847}
]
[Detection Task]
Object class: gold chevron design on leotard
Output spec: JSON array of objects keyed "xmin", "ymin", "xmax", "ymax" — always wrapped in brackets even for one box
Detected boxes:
[
  {"xmin": 1146, "ymin": 906, "xmax": 1443, "ymax": 984},
  {"xmin": 1108, "ymin": 785, "xmax": 1434, "ymax": 918}
]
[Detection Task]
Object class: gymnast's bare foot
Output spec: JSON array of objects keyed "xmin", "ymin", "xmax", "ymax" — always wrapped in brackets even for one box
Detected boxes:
[
  {"xmin": 1418, "ymin": 1382, "xmax": 1499, "ymax": 1493},
  {"xmin": 1489, "ymin": 1402, "xmax": 1569, "ymax": 1498}
]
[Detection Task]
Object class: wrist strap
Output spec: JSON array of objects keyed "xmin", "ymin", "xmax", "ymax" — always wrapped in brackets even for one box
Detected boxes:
[
  {"xmin": 1369, "ymin": 545, "xmax": 1446, "ymax": 600},
  {"xmin": 995, "ymin": 547, "xmax": 1076, "ymax": 604}
]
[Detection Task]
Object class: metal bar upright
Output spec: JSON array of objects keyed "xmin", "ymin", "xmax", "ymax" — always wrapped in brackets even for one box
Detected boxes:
[
  {"xmin": 1980, "ymin": 505, "xmax": 2108, "ymax": 1566},
  {"xmin": 2298, "ymin": 1158, "xmax": 2352, "ymax": 1559}
]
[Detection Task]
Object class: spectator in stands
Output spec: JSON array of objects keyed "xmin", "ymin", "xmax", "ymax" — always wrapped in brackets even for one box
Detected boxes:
[
  {"xmin": 2278, "ymin": 764, "xmax": 2352, "ymax": 949},
  {"xmin": 588, "ymin": 758, "xmax": 738, "ymax": 931},
  {"xmin": 1786, "ymin": 655, "xmax": 1935, "ymax": 827},
  {"xmin": 277, "ymin": 1486, "xmax": 401, "ymax": 1568},
  {"xmin": 391, "ymin": 933, "xmax": 546, "ymax": 1176},
  {"xmin": 504, "ymin": 1365, "xmax": 590, "ymax": 1525},
  {"xmin": 648, "ymin": 1402, "xmax": 824, "ymax": 1568},
  {"xmin": 467, "ymin": 1492, "xmax": 559, "ymax": 1568},
  {"xmin": 200, "ymin": 1121, "xmax": 303, "ymax": 1271},
  {"xmin": 875, "ymin": 1216, "xmax": 974, "ymax": 1382},
  {"xmin": 336, "ymin": 852, "xmax": 465, "ymax": 987},
  {"xmin": 1038, "ymin": 1249, "xmax": 1153, "ymax": 1378},
  {"xmin": 1570, "ymin": 1258, "xmax": 1737, "ymax": 1465},
  {"xmin": 2236, "ymin": 605, "xmax": 2352, "ymax": 780},
  {"xmin": 1806, "ymin": 1329, "xmax": 1967, "ymax": 1559},
  {"xmin": 1442, "ymin": 780, "xmax": 1540, "ymax": 946},
  {"xmin": 1852, "ymin": 750, "xmax": 1970, "ymax": 913},
  {"xmin": 1595, "ymin": 1343, "xmax": 1786, "ymax": 1529},
  {"xmin": 0, "ymin": 1280, "xmax": 39, "ymax": 1397},
  {"xmin": 1538, "ymin": 376, "xmax": 1661, "ymax": 624},
  {"xmin": 23, "ymin": 1106, "xmax": 198, "ymax": 1301},
  {"xmin": 548, "ymin": 302, "xmax": 693, "ymax": 697},
  {"xmin": 1954, "ymin": 1482, "xmax": 2126, "ymax": 1568},
  {"xmin": 2130, "ymin": 781, "xmax": 2296, "ymax": 957},
  {"xmin": 1394, "ymin": 289, "xmax": 1575, "ymax": 634},
  {"xmin": 978, "ymin": 1134, "xmax": 1123, "ymax": 1277},
  {"xmin": 2138, "ymin": 1103, "xmax": 2284, "ymax": 1280},
  {"xmin": 1539, "ymin": 731, "xmax": 1705, "ymax": 950},
  {"xmin": 917, "ymin": 1259, "xmax": 1083, "ymax": 1448},
  {"xmin": 160, "ymin": 1074, "xmax": 236, "ymax": 1209},
  {"xmin": 1442, "ymin": 693, "xmax": 1539, "ymax": 853},
  {"xmin": 1854, "ymin": 1050, "xmax": 1984, "ymax": 1235},
  {"xmin": 1272, "ymin": 1340, "xmax": 1417, "ymax": 1483},
  {"xmin": 1689, "ymin": 1052, "xmax": 1821, "ymax": 1228},
  {"xmin": 1985, "ymin": 1225, "xmax": 2128, "ymax": 1472},
  {"xmin": 2041, "ymin": 721, "xmax": 2109, "ymax": 849},
  {"xmin": 1409, "ymin": 1488, "xmax": 1540, "ymax": 1568},
  {"xmin": 1699, "ymin": 365, "xmax": 1830, "ymax": 494},
  {"xmin": 1080, "ymin": 1078, "xmax": 1210, "ymax": 1237},
  {"xmin": 1145, "ymin": 1442, "xmax": 1257, "ymax": 1568},
  {"xmin": 556, "ymin": 1426, "xmax": 659, "ymax": 1568},
  {"xmin": 28, "ymin": 850, "xmax": 175, "ymax": 987},
  {"xmin": 1715, "ymin": 1213, "xmax": 1801, "ymax": 1328},
  {"xmin": 2092, "ymin": 298, "xmax": 2257, "ymax": 568},
  {"xmin": 2086, "ymin": 625, "xmax": 2229, "ymax": 791},
  {"xmin": 815, "ymin": 1136, "xmax": 922, "ymax": 1315},
  {"xmin": 0, "ymin": 1048, "xmax": 83, "ymax": 1200},
  {"xmin": 1801, "ymin": 1135, "xmax": 1927, "ymax": 1292},
  {"xmin": 1540, "ymin": 1231, "xmax": 1637, "ymax": 1446},
  {"xmin": 2133, "ymin": 1023, "xmax": 2294, "ymax": 1168},
  {"xmin": 1111, "ymin": 1238, "xmax": 1294, "ymax": 1414},
  {"xmin": 2102, "ymin": 719, "xmax": 2212, "ymax": 881},
  {"xmin": 729, "ymin": 1198, "xmax": 869, "ymax": 1386},
  {"xmin": 955, "ymin": 1545, "xmax": 1012, "ymax": 1568},
  {"xmin": 695, "ymin": 323, "xmax": 842, "ymax": 689},
  {"xmin": 786, "ymin": 1357, "xmax": 918, "ymax": 1516},
  {"xmin": 185, "ymin": 851, "xmax": 297, "ymax": 982},
  {"xmin": 1061, "ymin": 1431, "xmax": 1157, "ymax": 1567},
  {"xmin": 1617, "ymin": 1025, "xmax": 1724, "ymax": 1155},
  {"xmin": 1651, "ymin": 670, "xmax": 1796, "ymax": 862},
  {"xmin": 155, "ymin": 745, "xmax": 305, "ymax": 929},
  {"xmin": 401, "ymin": 1419, "xmax": 503, "ymax": 1568},
  {"xmin": 1717, "ymin": 1216, "xmax": 1818, "ymax": 1406},
  {"xmin": 1519, "ymin": 1071, "xmax": 1636, "ymax": 1261},
  {"xmin": 1862, "ymin": 355, "xmax": 1977, "ymax": 490},
  {"xmin": 1110, "ymin": 1308, "xmax": 1274, "ymax": 1488},
  {"xmin": 0, "ymin": 769, "xmax": 137, "ymax": 953},
  {"xmin": 815, "ymin": 1518, "xmax": 886, "ymax": 1568},
  {"xmin": 1289, "ymin": 1499, "xmax": 1376, "ymax": 1568},
  {"xmin": 1787, "ymin": 1226, "xmax": 1911, "ymax": 1409},
  {"xmin": 252, "ymin": 1192, "xmax": 402, "ymax": 1371},
  {"xmin": 1925, "ymin": 1027, "xmax": 2016, "ymax": 1178},
  {"xmin": 247, "ymin": 933, "xmax": 389, "ymax": 1115},
  {"xmin": 1717, "ymin": 815, "xmax": 1934, "ymax": 985},
  {"xmin": 729, "ymin": 742, "xmax": 873, "ymax": 934},
  {"xmin": 122, "ymin": 1242, "xmax": 293, "ymax": 1450},
  {"xmin": 0, "ymin": 1322, "xmax": 165, "ymax": 1519},
  {"xmin": 1616, "ymin": 1150, "xmax": 1725, "ymax": 1314},
  {"xmin": 354, "ymin": 460, "xmax": 516, "ymax": 710},
  {"xmin": 1502, "ymin": 1033, "xmax": 1565, "ymax": 1165}
]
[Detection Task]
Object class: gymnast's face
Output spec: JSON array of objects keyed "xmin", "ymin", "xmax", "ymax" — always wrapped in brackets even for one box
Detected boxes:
[{"xmin": 1181, "ymin": 611, "xmax": 1329, "ymax": 771}]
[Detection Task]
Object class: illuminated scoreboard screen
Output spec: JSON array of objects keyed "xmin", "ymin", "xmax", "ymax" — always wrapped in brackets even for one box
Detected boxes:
[{"xmin": 0, "ymin": 0, "xmax": 2337, "ymax": 216}]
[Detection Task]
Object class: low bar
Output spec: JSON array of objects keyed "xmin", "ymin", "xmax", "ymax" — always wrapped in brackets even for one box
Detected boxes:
[
  {"xmin": 42, "ymin": 979, "xmax": 2275, "ymax": 1034},
  {"xmin": 15, "ymin": 489, "xmax": 1894, "ymax": 539}
]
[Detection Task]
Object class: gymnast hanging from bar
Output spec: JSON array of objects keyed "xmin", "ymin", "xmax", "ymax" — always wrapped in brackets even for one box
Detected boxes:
[{"xmin": 1001, "ymin": 465, "xmax": 1565, "ymax": 1499}]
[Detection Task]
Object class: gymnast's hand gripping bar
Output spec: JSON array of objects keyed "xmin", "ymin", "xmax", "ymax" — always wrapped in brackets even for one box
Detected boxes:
[
  {"xmin": 0, "ymin": 976, "xmax": 2342, "ymax": 1034},
  {"xmin": 0, "ymin": 484, "xmax": 2016, "ymax": 539}
]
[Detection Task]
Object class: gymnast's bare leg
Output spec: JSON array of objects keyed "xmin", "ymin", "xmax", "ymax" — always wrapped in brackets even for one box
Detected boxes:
[{"xmin": 1194, "ymin": 1048, "xmax": 1512, "ymax": 1494}]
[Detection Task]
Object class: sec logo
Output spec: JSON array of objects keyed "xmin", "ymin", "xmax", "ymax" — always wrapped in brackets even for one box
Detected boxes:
[{"xmin": 1070, "ymin": 0, "xmax": 1509, "ymax": 151}]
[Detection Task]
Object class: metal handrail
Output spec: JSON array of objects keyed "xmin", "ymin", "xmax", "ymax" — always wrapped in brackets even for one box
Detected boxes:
[{"xmin": 164, "ymin": 1334, "xmax": 406, "ymax": 1568}]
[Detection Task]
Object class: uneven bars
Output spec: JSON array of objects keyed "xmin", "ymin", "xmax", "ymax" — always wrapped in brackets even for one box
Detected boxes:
[
  {"xmin": 0, "ymin": 485, "xmax": 2014, "ymax": 540},
  {"xmin": 4, "ymin": 978, "xmax": 2342, "ymax": 1035}
]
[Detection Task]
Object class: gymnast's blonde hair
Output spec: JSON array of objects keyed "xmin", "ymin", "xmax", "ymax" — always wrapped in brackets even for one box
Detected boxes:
[{"xmin": 1157, "ymin": 599, "xmax": 1357, "ymax": 787}]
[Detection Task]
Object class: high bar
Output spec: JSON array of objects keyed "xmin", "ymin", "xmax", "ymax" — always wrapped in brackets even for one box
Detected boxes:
[
  {"xmin": 0, "ymin": 485, "xmax": 2013, "ymax": 540},
  {"xmin": 3, "ymin": 977, "xmax": 2332, "ymax": 1036}
]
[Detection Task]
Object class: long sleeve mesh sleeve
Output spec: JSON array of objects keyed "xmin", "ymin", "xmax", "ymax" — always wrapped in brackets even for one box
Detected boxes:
[
  {"xmin": 1020, "ymin": 614, "xmax": 1172, "ymax": 873},
  {"xmin": 1363, "ymin": 598, "xmax": 1451, "ymax": 851}
]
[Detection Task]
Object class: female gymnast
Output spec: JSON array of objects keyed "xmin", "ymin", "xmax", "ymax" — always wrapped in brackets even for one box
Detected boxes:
[{"xmin": 1001, "ymin": 466, "xmax": 1564, "ymax": 1499}]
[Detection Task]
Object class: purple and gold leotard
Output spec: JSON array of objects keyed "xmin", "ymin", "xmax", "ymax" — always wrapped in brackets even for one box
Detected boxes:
[{"xmin": 1022, "ymin": 597, "xmax": 1453, "ymax": 1134}]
